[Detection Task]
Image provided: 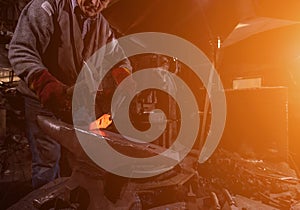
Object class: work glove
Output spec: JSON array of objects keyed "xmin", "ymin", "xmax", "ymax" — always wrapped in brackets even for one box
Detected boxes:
[
  {"xmin": 93, "ymin": 67, "xmax": 135, "ymax": 127},
  {"xmin": 111, "ymin": 67, "xmax": 131, "ymax": 85},
  {"xmin": 111, "ymin": 67, "xmax": 136, "ymax": 96},
  {"xmin": 110, "ymin": 67, "xmax": 136, "ymax": 120},
  {"xmin": 29, "ymin": 70, "xmax": 72, "ymax": 122}
]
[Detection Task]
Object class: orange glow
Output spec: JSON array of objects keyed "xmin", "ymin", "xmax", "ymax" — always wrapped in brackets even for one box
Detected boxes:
[{"xmin": 89, "ymin": 113, "xmax": 112, "ymax": 130}]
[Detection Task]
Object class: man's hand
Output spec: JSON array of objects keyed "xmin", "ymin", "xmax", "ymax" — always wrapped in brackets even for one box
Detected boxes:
[
  {"xmin": 111, "ymin": 67, "xmax": 131, "ymax": 85},
  {"xmin": 29, "ymin": 70, "xmax": 72, "ymax": 118},
  {"xmin": 111, "ymin": 67, "xmax": 136, "ymax": 96}
]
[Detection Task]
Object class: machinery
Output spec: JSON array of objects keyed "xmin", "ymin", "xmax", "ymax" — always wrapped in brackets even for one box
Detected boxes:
[
  {"xmin": 8, "ymin": 116, "xmax": 210, "ymax": 209},
  {"xmin": 7, "ymin": 54, "xmax": 300, "ymax": 209},
  {"xmin": 9, "ymin": 115, "xmax": 300, "ymax": 210}
]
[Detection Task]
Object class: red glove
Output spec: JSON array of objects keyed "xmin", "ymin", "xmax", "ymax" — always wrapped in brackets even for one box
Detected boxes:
[
  {"xmin": 29, "ymin": 70, "xmax": 70, "ymax": 112},
  {"xmin": 111, "ymin": 67, "xmax": 131, "ymax": 85},
  {"xmin": 111, "ymin": 67, "xmax": 136, "ymax": 94}
]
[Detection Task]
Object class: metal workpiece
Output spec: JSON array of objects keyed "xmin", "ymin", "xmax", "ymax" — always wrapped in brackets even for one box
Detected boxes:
[
  {"xmin": 22, "ymin": 116, "xmax": 201, "ymax": 209},
  {"xmin": 8, "ymin": 116, "xmax": 300, "ymax": 209}
]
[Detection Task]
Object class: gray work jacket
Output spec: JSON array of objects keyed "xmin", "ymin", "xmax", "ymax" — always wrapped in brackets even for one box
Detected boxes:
[{"xmin": 8, "ymin": 0, "xmax": 131, "ymax": 98}]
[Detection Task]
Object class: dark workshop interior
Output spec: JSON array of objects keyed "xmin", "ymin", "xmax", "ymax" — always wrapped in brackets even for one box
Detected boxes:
[{"xmin": 2, "ymin": 0, "xmax": 300, "ymax": 209}]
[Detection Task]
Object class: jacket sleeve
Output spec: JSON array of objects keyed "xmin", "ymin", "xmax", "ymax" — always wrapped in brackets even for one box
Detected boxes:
[
  {"xmin": 8, "ymin": 0, "xmax": 56, "ymax": 84},
  {"xmin": 102, "ymin": 17, "xmax": 132, "ymax": 73},
  {"xmin": 111, "ymin": 40, "xmax": 132, "ymax": 73}
]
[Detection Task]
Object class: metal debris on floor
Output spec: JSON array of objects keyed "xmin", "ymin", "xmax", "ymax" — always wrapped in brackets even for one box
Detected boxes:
[
  {"xmin": 6, "ymin": 116, "xmax": 300, "ymax": 209},
  {"xmin": 0, "ymin": 81, "xmax": 32, "ymax": 210}
]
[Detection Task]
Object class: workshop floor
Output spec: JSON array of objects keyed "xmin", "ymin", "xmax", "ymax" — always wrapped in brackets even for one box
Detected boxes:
[
  {"xmin": 0, "ymin": 135, "xmax": 33, "ymax": 210},
  {"xmin": 0, "ymin": 81, "xmax": 33, "ymax": 209},
  {"xmin": 0, "ymin": 86, "xmax": 299, "ymax": 209}
]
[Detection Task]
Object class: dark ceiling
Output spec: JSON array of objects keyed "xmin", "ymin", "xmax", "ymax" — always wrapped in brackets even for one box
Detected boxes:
[{"xmin": 103, "ymin": 0, "xmax": 300, "ymax": 86}]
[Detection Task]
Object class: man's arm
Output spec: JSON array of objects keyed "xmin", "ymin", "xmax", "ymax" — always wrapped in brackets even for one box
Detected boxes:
[
  {"xmin": 9, "ymin": 0, "xmax": 70, "ymax": 114},
  {"xmin": 105, "ymin": 28, "xmax": 133, "ymax": 84},
  {"xmin": 8, "ymin": 0, "xmax": 55, "ymax": 83}
]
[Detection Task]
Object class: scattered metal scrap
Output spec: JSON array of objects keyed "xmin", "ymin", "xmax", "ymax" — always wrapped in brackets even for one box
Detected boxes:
[
  {"xmin": 0, "ymin": 81, "xmax": 27, "ymax": 178},
  {"xmin": 8, "ymin": 116, "xmax": 300, "ymax": 209},
  {"xmin": 0, "ymin": 80, "xmax": 32, "ymax": 209},
  {"xmin": 198, "ymin": 148, "xmax": 300, "ymax": 209}
]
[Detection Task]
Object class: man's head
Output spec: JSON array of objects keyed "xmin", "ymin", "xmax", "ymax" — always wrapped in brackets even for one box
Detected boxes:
[{"xmin": 77, "ymin": 0, "xmax": 111, "ymax": 17}]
